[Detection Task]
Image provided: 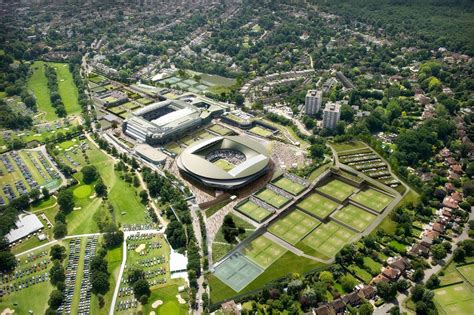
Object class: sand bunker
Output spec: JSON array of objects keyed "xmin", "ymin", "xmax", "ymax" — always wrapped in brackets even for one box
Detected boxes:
[
  {"xmin": 151, "ymin": 300, "xmax": 163, "ymax": 308},
  {"xmin": 176, "ymin": 294, "xmax": 186, "ymax": 304},
  {"xmin": 150, "ymin": 312, "xmax": 155, "ymax": 315},
  {"xmin": 1, "ymin": 308, "xmax": 15, "ymax": 315},
  {"xmin": 135, "ymin": 244, "xmax": 146, "ymax": 253}
]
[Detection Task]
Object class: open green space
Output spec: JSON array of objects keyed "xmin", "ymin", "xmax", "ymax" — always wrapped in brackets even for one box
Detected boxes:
[
  {"xmin": 298, "ymin": 221, "xmax": 356, "ymax": 259},
  {"xmin": 143, "ymin": 283, "xmax": 188, "ymax": 315},
  {"xmin": 317, "ymin": 179, "xmax": 357, "ymax": 202},
  {"xmin": 235, "ymin": 199, "xmax": 273, "ymax": 223},
  {"xmin": 50, "ymin": 63, "xmax": 81, "ymax": 115},
  {"xmin": 330, "ymin": 141, "xmax": 367, "ymax": 153},
  {"xmin": 434, "ymin": 283, "xmax": 474, "ymax": 314},
  {"xmin": 208, "ymin": 124, "xmax": 234, "ymax": 136},
  {"xmin": 350, "ymin": 188, "xmax": 393, "ymax": 213},
  {"xmin": 268, "ymin": 210, "xmax": 320, "ymax": 245},
  {"xmin": 296, "ymin": 192, "xmax": 339, "ymax": 219},
  {"xmin": 272, "ymin": 177, "xmax": 306, "ymax": 195},
  {"xmin": 28, "ymin": 61, "xmax": 57, "ymax": 121},
  {"xmin": 348, "ymin": 264, "xmax": 373, "ymax": 283},
  {"xmin": 73, "ymin": 184, "xmax": 92, "ymax": 198},
  {"xmin": 332, "ymin": 204, "xmax": 377, "ymax": 232},
  {"xmin": 457, "ymin": 264, "xmax": 474, "ymax": 286},
  {"xmin": 255, "ymin": 188, "xmax": 290, "ymax": 209},
  {"xmin": 164, "ymin": 142, "xmax": 184, "ymax": 155},
  {"xmin": 213, "ymin": 158, "xmax": 235, "ymax": 171},
  {"xmin": 241, "ymin": 235, "xmax": 287, "ymax": 269}
]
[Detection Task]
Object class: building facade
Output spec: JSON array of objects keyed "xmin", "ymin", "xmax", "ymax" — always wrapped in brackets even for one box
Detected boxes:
[
  {"xmin": 322, "ymin": 102, "xmax": 341, "ymax": 129},
  {"xmin": 305, "ymin": 90, "xmax": 322, "ymax": 115}
]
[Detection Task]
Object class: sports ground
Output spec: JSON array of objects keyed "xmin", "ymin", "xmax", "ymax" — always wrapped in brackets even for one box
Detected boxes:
[
  {"xmin": 296, "ymin": 192, "xmax": 339, "ymax": 219},
  {"xmin": 241, "ymin": 235, "xmax": 287, "ymax": 268},
  {"xmin": 235, "ymin": 200, "xmax": 273, "ymax": 223},
  {"xmin": 317, "ymin": 179, "xmax": 357, "ymax": 202},
  {"xmin": 268, "ymin": 210, "xmax": 320, "ymax": 245},
  {"xmin": 332, "ymin": 204, "xmax": 377, "ymax": 232},
  {"xmin": 213, "ymin": 158, "xmax": 235, "ymax": 171},
  {"xmin": 299, "ymin": 221, "xmax": 356, "ymax": 258},
  {"xmin": 272, "ymin": 177, "xmax": 306, "ymax": 195},
  {"xmin": 434, "ymin": 282, "xmax": 474, "ymax": 314},
  {"xmin": 214, "ymin": 252, "xmax": 264, "ymax": 292},
  {"xmin": 350, "ymin": 188, "xmax": 393, "ymax": 213},
  {"xmin": 255, "ymin": 188, "xmax": 290, "ymax": 209}
]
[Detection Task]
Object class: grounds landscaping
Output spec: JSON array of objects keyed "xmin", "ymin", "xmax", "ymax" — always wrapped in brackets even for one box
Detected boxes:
[
  {"xmin": 241, "ymin": 235, "xmax": 287, "ymax": 269},
  {"xmin": 272, "ymin": 176, "xmax": 306, "ymax": 196},
  {"xmin": 255, "ymin": 188, "xmax": 290, "ymax": 209},
  {"xmin": 350, "ymin": 187, "xmax": 394, "ymax": 213},
  {"xmin": 235, "ymin": 199, "xmax": 273, "ymax": 223},
  {"xmin": 317, "ymin": 179, "xmax": 357, "ymax": 202},
  {"xmin": 267, "ymin": 210, "xmax": 320, "ymax": 245},
  {"xmin": 296, "ymin": 192, "xmax": 339, "ymax": 219},
  {"xmin": 332, "ymin": 204, "xmax": 377, "ymax": 232},
  {"xmin": 214, "ymin": 252, "xmax": 264, "ymax": 292}
]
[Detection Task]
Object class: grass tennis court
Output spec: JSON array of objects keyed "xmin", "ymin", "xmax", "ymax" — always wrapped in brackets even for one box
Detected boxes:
[
  {"xmin": 241, "ymin": 235, "xmax": 286, "ymax": 269},
  {"xmin": 268, "ymin": 210, "xmax": 320, "ymax": 245},
  {"xmin": 208, "ymin": 124, "xmax": 234, "ymax": 136},
  {"xmin": 296, "ymin": 192, "xmax": 340, "ymax": 219},
  {"xmin": 332, "ymin": 204, "xmax": 377, "ymax": 232},
  {"xmin": 350, "ymin": 188, "xmax": 393, "ymax": 213},
  {"xmin": 255, "ymin": 188, "xmax": 290, "ymax": 209},
  {"xmin": 434, "ymin": 283, "xmax": 474, "ymax": 314},
  {"xmin": 213, "ymin": 159, "xmax": 235, "ymax": 171},
  {"xmin": 235, "ymin": 200, "xmax": 273, "ymax": 223},
  {"xmin": 457, "ymin": 264, "xmax": 474, "ymax": 286},
  {"xmin": 249, "ymin": 126, "xmax": 273, "ymax": 137},
  {"xmin": 300, "ymin": 221, "xmax": 356, "ymax": 258},
  {"xmin": 317, "ymin": 179, "xmax": 357, "ymax": 202},
  {"xmin": 214, "ymin": 252, "xmax": 263, "ymax": 292},
  {"xmin": 272, "ymin": 177, "xmax": 306, "ymax": 195}
]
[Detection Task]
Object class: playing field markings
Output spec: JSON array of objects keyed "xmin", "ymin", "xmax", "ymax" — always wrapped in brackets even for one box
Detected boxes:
[
  {"xmin": 296, "ymin": 192, "xmax": 340, "ymax": 219},
  {"xmin": 268, "ymin": 209, "xmax": 321, "ymax": 245},
  {"xmin": 331, "ymin": 204, "xmax": 377, "ymax": 233},
  {"xmin": 272, "ymin": 177, "xmax": 306, "ymax": 195},
  {"xmin": 214, "ymin": 252, "xmax": 264, "ymax": 292},
  {"xmin": 241, "ymin": 235, "xmax": 287, "ymax": 269},
  {"xmin": 235, "ymin": 200, "xmax": 273, "ymax": 223},
  {"xmin": 255, "ymin": 188, "xmax": 290, "ymax": 209},
  {"xmin": 317, "ymin": 179, "xmax": 357, "ymax": 202},
  {"xmin": 350, "ymin": 187, "xmax": 394, "ymax": 213}
]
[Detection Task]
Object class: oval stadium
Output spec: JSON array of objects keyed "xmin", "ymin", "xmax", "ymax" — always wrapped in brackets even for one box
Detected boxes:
[{"xmin": 177, "ymin": 136, "xmax": 271, "ymax": 189}]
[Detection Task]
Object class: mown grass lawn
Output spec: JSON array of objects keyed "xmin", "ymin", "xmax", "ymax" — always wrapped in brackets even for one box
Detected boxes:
[
  {"xmin": 28, "ymin": 61, "xmax": 58, "ymax": 121},
  {"xmin": 143, "ymin": 281, "xmax": 188, "ymax": 315},
  {"xmin": 50, "ymin": 63, "xmax": 82, "ymax": 115}
]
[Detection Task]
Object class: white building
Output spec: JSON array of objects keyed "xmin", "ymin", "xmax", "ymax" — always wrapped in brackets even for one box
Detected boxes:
[
  {"xmin": 305, "ymin": 90, "xmax": 322, "ymax": 115},
  {"xmin": 322, "ymin": 102, "xmax": 341, "ymax": 129},
  {"xmin": 6, "ymin": 214, "xmax": 44, "ymax": 244}
]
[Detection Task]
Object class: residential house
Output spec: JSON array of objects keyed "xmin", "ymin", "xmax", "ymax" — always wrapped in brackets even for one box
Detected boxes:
[
  {"xmin": 370, "ymin": 274, "xmax": 390, "ymax": 285},
  {"xmin": 409, "ymin": 243, "xmax": 429, "ymax": 257},
  {"xmin": 315, "ymin": 304, "xmax": 335, "ymax": 315},
  {"xmin": 382, "ymin": 266, "xmax": 401, "ymax": 281}
]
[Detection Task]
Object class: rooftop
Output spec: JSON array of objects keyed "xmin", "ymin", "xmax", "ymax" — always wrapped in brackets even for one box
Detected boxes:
[{"xmin": 6, "ymin": 214, "xmax": 44, "ymax": 244}]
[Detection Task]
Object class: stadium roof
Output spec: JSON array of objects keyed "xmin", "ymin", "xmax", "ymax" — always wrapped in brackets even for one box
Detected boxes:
[
  {"xmin": 177, "ymin": 136, "xmax": 270, "ymax": 183},
  {"xmin": 6, "ymin": 214, "xmax": 44, "ymax": 244},
  {"xmin": 135, "ymin": 144, "xmax": 167, "ymax": 164}
]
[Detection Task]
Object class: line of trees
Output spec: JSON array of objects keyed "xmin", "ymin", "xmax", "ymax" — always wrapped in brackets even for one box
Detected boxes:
[
  {"xmin": 44, "ymin": 64, "xmax": 67, "ymax": 117},
  {"xmin": 46, "ymin": 245, "xmax": 67, "ymax": 314}
]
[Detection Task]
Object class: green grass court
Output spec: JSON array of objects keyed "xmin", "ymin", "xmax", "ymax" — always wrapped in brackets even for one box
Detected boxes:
[
  {"xmin": 434, "ymin": 283, "xmax": 474, "ymax": 314},
  {"xmin": 235, "ymin": 200, "xmax": 273, "ymax": 223},
  {"xmin": 299, "ymin": 221, "xmax": 356, "ymax": 258},
  {"xmin": 272, "ymin": 177, "xmax": 306, "ymax": 195},
  {"xmin": 317, "ymin": 179, "xmax": 357, "ymax": 202},
  {"xmin": 255, "ymin": 188, "xmax": 290, "ymax": 209},
  {"xmin": 332, "ymin": 204, "xmax": 377, "ymax": 232},
  {"xmin": 350, "ymin": 188, "xmax": 393, "ymax": 213},
  {"xmin": 249, "ymin": 126, "xmax": 273, "ymax": 137},
  {"xmin": 208, "ymin": 124, "xmax": 233, "ymax": 136},
  {"xmin": 213, "ymin": 159, "xmax": 235, "ymax": 171},
  {"xmin": 296, "ymin": 192, "xmax": 339, "ymax": 219},
  {"xmin": 268, "ymin": 210, "xmax": 320, "ymax": 245},
  {"xmin": 214, "ymin": 252, "xmax": 264, "ymax": 292},
  {"xmin": 457, "ymin": 264, "xmax": 474, "ymax": 286},
  {"xmin": 241, "ymin": 235, "xmax": 287, "ymax": 269}
]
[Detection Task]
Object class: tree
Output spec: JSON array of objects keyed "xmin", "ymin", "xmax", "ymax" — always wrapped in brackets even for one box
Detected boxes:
[
  {"xmin": 411, "ymin": 284, "xmax": 425, "ymax": 302},
  {"xmin": 94, "ymin": 179, "xmax": 107, "ymax": 197},
  {"xmin": 50, "ymin": 245, "xmax": 66, "ymax": 261},
  {"xmin": 235, "ymin": 94, "xmax": 245, "ymax": 106},
  {"xmin": 319, "ymin": 271, "xmax": 334, "ymax": 284},
  {"xmin": 133, "ymin": 279, "xmax": 151, "ymax": 302},
  {"xmin": 139, "ymin": 190, "xmax": 149, "ymax": 204},
  {"xmin": 413, "ymin": 268, "xmax": 424, "ymax": 282},
  {"xmin": 48, "ymin": 290, "xmax": 64, "ymax": 310},
  {"xmin": 81, "ymin": 165, "xmax": 98, "ymax": 184},
  {"xmin": 53, "ymin": 222, "xmax": 68, "ymax": 239},
  {"xmin": 50, "ymin": 261, "xmax": 65, "ymax": 285},
  {"xmin": 0, "ymin": 251, "xmax": 17, "ymax": 272},
  {"xmin": 103, "ymin": 224, "xmax": 124, "ymax": 249},
  {"xmin": 57, "ymin": 189, "xmax": 74, "ymax": 214},
  {"xmin": 42, "ymin": 187, "xmax": 49, "ymax": 198},
  {"xmin": 376, "ymin": 281, "xmax": 397, "ymax": 301},
  {"xmin": 431, "ymin": 243, "xmax": 447, "ymax": 260},
  {"xmin": 426, "ymin": 274, "xmax": 440, "ymax": 289},
  {"xmin": 453, "ymin": 247, "xmax": 466, "ymax": 262},
  {"xmin": 29, "ymin": 188, "xmax": 41, "ymax": 201},
  {"xmin": 222, "ymin": 215, "xmax": 239, "ymax": 243},
  {"xmin": 359, "ymin": 302, "xmax": 374, "ymax": 315},
  {"xmin": 340, "ymin": 274, "xmax": 357, "ymax": 292},
  {"xmin": 91, "ymin": 271, "xmax": 110, "ymax": 295}
]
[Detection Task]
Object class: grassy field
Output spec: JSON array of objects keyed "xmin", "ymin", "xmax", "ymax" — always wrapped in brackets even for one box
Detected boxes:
[
  {"xmin": 209, "ymin": 251, "xmax": 326, "ymax": 304},
  {"xmin": 434, "ymin": 283, "xmax": 474, "ymax": 314},
  {"xmin": 317, "ymin": 179, "xmax": 357, "ymax": 202},
  {"xmin": 332, "ymin": 205, "xmax": 377, "ymax": 232},
  {"xmin": 272, "ymin": 177, "xmax": 306, "ymax": 195},
  {"xmin": 268, "ymin": 210, "xmax": 320, "ymax": 245},
  {"xmin": 330, "ymin": 141, "xmax": 367, "ymax": 153},
  {"xmin": 457, "ymin": 264, "xmax": 474, "ymax": 286},
  {"xmin": 143, "ymin": 282, "xmax": 188, "ymax": 315},
  {"xmin": 28, "ymin": 61, "xmax": 58, "ymax": 121},
  {"xmin": 298, "ymin": 221, "xmax": 356, "ymax": 259},
  {"xmin": 249, "ymin": 126, "xmax": 273, "ymax": 138},
  {"xmin": 350, "ymin": 188, "xmax": 393, "ymax": 213},
  {"xmin": 208, "ymin": 124, "xmax": 234, "ymax": 136},
  {"xmin": 235, "ymin": 200, "xmax": 273, "ymax": 223},
  {"xmin": 255, "ymin": 188, "xmax": 290, "ymax": 209},
  {"xmin": 296, "ymin": 192, "xmax": 339, "ymax": 219},
  {"xmin": 241, "ymin": 235, "xmax": 287, "ymax": 269},
  {"xmin": 213, "ymin": 158, "xmax": 235, "ymax": 171},
  {"xmin": 50, "ymin": 63, "xmax": 82, "ymax": 115}
]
